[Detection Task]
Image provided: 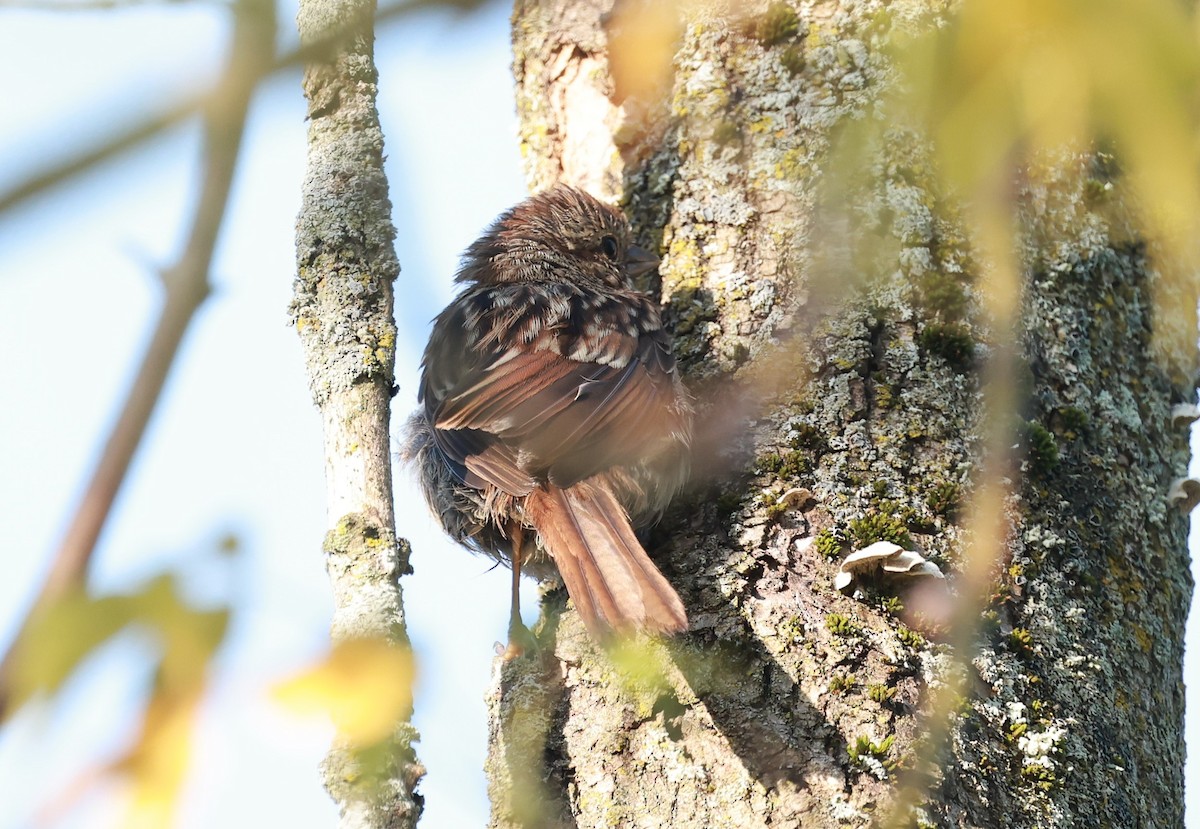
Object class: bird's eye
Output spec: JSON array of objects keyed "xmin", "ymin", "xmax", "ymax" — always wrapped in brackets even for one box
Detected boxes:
[{"xmin": 600, "ymin": 235, "xmax": 620, "ymax": 262}]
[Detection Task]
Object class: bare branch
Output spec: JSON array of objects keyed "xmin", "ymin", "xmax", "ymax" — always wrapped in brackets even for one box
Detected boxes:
[
  {"xmin": 0, "ymin": 0, "xmax": 214, "ymax": 11},
  {"xmin": 290, "ymin": 0, "xmax": 422, "ymax": 825},
  {"xmin": 0, "ymin": 0, "xmax": 490, "ymax": 220},
  {"xmin": 0, "ymin": 0, "xmax": 274, "ymax": 721}
]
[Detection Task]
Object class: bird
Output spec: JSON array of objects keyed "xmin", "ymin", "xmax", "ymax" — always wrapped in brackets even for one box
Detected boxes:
[{"xmin": 403, "ymin": 184, "xmax": 692, "ymax": 650}]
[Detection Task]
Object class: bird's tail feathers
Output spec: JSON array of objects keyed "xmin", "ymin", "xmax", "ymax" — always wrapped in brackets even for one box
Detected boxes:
[{"xmin": 524, "ymin": 480, "xmax": 688, "ymax": 636}]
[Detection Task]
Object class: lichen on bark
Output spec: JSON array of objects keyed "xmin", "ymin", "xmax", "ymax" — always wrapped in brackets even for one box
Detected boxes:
[
  {"xmin": 496, "ymin": 1, "xmax": 1193, "ymax": 827},
  {"xmin": 292, "ymin": 2, "xmax": 422, "ymax": 826}
]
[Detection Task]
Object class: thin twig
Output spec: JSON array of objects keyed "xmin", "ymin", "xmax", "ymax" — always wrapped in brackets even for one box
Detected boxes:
[
  {"xmin": 0, "ymin": 0, "xmax": 212, "ymax": 10},
  {"xmin": 0, "ymin": 0, "xmax": 274, "ymax": 722},
  {"xmin": 0, "ymin": 0, "xmax": 489, "ymax": 220}
]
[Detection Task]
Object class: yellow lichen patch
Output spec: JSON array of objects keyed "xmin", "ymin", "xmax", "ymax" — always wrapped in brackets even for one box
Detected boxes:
[{"xmin": 1131, "ymin": 623, "xmax": 1153, "ymax": 654}]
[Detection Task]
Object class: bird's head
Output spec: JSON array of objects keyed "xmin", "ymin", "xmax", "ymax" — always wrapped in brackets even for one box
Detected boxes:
[{"xmin": 456, "ymin": 185, "xmax": 658, "ymax": 289}]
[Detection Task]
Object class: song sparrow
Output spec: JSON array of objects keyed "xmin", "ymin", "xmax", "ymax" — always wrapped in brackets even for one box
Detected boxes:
[{"xmin": 403, "ymin": 185, "xmax": 692, "ymax": 643}]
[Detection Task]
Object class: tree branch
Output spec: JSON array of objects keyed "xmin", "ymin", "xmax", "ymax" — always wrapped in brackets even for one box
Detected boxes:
[
  {"xmin": 291, "ymin": 0, "xmax": 422, "ymax": 825},
  {"xmin": 0, "ymin": 0, "xmax": 489, "ymax": 220},
  {"xmin": 0, "ymin": 0, "xmax": 274, "ymax": 721}
]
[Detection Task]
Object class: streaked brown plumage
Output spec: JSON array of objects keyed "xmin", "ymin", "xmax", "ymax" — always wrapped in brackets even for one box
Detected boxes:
[{"xmin": 403, "ymin": 185, "xmax": 692, "ymax": 640}]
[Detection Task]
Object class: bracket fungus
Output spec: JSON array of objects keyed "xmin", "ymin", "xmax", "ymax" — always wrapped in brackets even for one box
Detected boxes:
[{"xmin": 835, "ymin": 540, "xmax": 945, "ymax": 594}]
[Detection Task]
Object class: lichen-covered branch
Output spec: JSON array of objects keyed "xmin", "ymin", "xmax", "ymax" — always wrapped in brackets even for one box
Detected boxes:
[
  {"xmin": 496, "ymin": 1, "xmax": 1193, "ymax": 827},
  {"xmin": 291, "ymin": 2, "xmax": 421, "ymax": 826}
]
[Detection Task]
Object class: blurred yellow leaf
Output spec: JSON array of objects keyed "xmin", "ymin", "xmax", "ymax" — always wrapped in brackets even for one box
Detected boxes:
[
  {"xmin": 607, "ymin": 638, "xmax": 672, "ymax": 698},
  {"xmin": 117, "ymin": 687, "xmax": 203, "ymax": 829},
  {"xmin": 896, "ymin": 0, "xmax": 1200, "ymax": 255},
  {"xmin": 132, "ymin": 574, "xmax": 229, "ymax": 686},
  {"xmin": 9, "ymin": 573, "xmax": 228, "ymax": 712},
  {"xmin": 605, "ymin": 0, "xmax": 683, "ymax": 103},
  {"xmin": 8, "ymin": 591, "xmax": 132, "ymax": 709},
  {"xmin": 274, "ymin": 638, "xmax": 415, "ymax": 745},
  {"xmin": 7, "ymin": 562, "xmax": 232, "ymax": 827}
]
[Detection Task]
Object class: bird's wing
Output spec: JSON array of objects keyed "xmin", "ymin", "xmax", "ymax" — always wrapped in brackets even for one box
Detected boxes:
[
  {"xmin": 422, "ymin": 286, "xmax": 686, "ymax": 491},
  {"xmin": 429, "ymin": 427, "xmax": 537, "ymax": 496},
  {"xmin": 442, "ymin": 336, "xmax": 681, "ymax": 482}
]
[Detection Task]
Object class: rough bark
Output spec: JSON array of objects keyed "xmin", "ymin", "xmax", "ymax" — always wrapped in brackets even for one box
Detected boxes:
[
  {"xmin": 489, "ymin": 1, "xmax": 1194, "ymax": 827},
  {"xmin": 292, "ymin": 2, "xmax": 422, "ymax": 826}
]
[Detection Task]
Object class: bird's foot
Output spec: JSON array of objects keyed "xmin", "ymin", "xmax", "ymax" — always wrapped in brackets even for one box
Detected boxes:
[{"xmin": 502, "ymin": 619, "xmax": 537, "ymax": 661}]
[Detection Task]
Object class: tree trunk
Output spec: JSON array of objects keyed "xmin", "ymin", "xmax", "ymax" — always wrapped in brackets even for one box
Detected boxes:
[
  {"xmin": 292, "ymin": 3, "xmax": 422, "ymax": 827},
  {"xmin": 489, "ymin": 1, "xmax": 1194, "ymax": 827}
]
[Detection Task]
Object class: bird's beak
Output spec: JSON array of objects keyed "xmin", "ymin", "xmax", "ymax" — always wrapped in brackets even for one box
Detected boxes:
[{"xmin": 624, "ymin": 244, "xmax": 661, "ymax": 278}]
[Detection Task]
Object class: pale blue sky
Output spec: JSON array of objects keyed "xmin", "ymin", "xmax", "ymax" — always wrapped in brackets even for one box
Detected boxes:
[{"xmin": 0, "ymin": 2, "xmax": 1196, "ymax": 827}]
